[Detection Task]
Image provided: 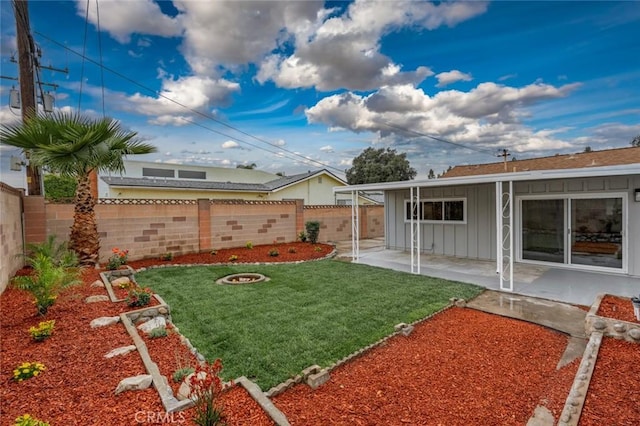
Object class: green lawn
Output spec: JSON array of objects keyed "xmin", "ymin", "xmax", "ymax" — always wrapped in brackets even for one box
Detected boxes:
[{"xmin": 136, "ymin": 260, "xmax": 482, "ymax": 390}]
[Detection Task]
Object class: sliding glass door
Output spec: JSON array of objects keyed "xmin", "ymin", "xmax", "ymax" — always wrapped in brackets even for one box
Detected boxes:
[{"xmin": 519, "ymin": 195, "xmax": 625, "ymax": 271}]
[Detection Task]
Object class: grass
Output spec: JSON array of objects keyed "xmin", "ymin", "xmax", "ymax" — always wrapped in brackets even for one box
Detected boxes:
[{"xmin": 136, "ymin": 259, "xmax": 482, "ymax": 390}]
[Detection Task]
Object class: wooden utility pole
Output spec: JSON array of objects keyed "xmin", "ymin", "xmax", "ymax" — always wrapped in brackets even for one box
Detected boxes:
[
  {"xmin": 498, "ymin": 148, "xmax": 511, "ymax": 171},
  {"xmin": 14, "ymin": 0, "xmax": 42, "ymax": 195}
]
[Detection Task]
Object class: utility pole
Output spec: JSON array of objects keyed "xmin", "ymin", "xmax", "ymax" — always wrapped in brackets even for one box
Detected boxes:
[
  {"xmin": 14, "ymin": 0, "xmax": 42, "ymax": 195},
  {"xmin": 498, "ymin": 148, "xmax": 511, "ymax": 171}
]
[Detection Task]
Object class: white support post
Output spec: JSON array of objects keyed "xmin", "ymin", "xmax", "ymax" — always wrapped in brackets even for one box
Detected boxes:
[
  {"xmin": 351, "ymin": 190, "xmax": 360, "ymax": 262},
  {"xmin": 497, "ymin": 181, "xmax": 514, "ymax": 292},
  {"xmin": 410, "ymin": 186, "xmax": 421, "ymax": 274}
]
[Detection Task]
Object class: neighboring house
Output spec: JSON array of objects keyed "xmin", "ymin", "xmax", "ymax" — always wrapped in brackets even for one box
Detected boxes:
[
  {"xmin": 99, "ymin": 160, "xmax": 376, "ymax": 205},
  {"xmin": 336, "ymin": 147, "xmax": 640, "ymax": 290}
]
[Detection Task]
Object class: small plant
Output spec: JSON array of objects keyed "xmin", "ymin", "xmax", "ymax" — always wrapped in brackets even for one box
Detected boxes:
[
  {"xmin": 12, "ymin": 254, "xmax": 81, "ymax": 315},
  {"xmin": 161, "ymin": 252, "xmax": 173, "ymax": 261},
  {"xmin": 148, "ymin": 326, "xmax": 168, "ymax": 338},
  {"xmin": 28, "ymin": 320, "xmax": 55, "ymax": 342},
  {"xmin": 297, "ymin": 231, "xmax": 307, "ymax": 242},
  {"xmin": 189, "ymin": 359, "xmax": 227, "ymax": 426},
  {"xmin": 268, "ymin": 249, "xmax": 279, "ymax": 257},
  {"xmin": 172, "ymin": 366, "xmax": 195, "ymax": 383},
  {"xmin": 107, "ymin": 247, "xmax": 129, "ymax": 270},
  {"xmin": 305, "ymin": 221, "xmax": 320, "ymax": 244},
  {"xmin": 126, "ymin": 287, "xmax": 153, "ymax": 307},
  {"xmin": 24, "ymin": 235, "xmax": 78, "ymax": 268},
  {"xmin": 210, "ymin": 250, "xmax": 217, "ymax": 256},
  {"xmin": 314, "ymin": 246, "xmax": 323, "ymax": 252},
  {"xmin": 13, "ymin": 362, "xmax": 46, "ymax": 382},
  {"xmin": 245, "ymin": 241, "xmax": 253, "ymax": 249},
  {"xmin": 14, "ymin": 414, "xmax": 50, "ymax": 426},
  {"xmin": 228, "ymin": 254, "xmax": 238, "ymax": 262},
  {"xmin": 116, "ymin": 279, "xmax": 132, "ymax": 290},
  {"xmin": 288, "ymin": 247, "xmax": 296, "ymax": 254}
]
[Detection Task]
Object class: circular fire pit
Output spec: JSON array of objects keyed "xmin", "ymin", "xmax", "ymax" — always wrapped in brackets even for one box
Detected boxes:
[{"xmin": 216, "ymin": 273, "xmax": 269, "ymax": 285}]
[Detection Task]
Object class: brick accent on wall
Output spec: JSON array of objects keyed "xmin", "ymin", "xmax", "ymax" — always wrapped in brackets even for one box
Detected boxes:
[{"xmin": 0, "ymin": 184, "xmax": 24, "ymax": 293}]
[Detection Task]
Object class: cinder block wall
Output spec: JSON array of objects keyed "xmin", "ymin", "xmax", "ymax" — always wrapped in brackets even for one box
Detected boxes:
[
  {"xmin": 209, "ymin": 200, "xmax": 297, "ymax": 249},
  {"xmin": 303, "ymin": 205, "xmax": 384, "ymax": 242},
  {"xmin": 0, "ymin": 183, "xmax": 25, "ymax": 293}
]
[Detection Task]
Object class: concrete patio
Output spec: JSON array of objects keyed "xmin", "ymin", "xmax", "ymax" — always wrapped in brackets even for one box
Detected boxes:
[{"xmin": 335, "ymin": 238, "xmax": 640, "ymax": 306}]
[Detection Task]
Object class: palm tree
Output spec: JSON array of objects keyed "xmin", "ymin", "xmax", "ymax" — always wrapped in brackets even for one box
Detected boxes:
[{"xmin": 1, "ymin": 112, "xmax": 156, "ymax": 265}]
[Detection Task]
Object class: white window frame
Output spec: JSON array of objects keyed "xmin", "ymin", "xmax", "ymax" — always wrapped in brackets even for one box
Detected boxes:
[{"xmin": 404, "ymin": 198, "xmax": 467, "ymax": 224}]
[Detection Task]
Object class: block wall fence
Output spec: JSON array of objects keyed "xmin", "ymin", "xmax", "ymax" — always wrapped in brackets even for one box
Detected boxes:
[
  {"xmin": 4, "ymin": 195, "xmax": 383, "ymax": 281},
  {"xmin": 0, "ymin": 183, "xmax": 25, "ymax": 293}
]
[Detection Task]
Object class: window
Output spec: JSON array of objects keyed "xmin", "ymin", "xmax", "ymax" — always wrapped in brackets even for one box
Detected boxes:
[
  {"xmin": 142, "ymin": 167, "xmax": 174, "ymax": 178},
  {"xmin": 178, "ymin": 170, "xmax": 206, "ymax": 179},
  {"xmin": 405, "ymin": 198, "xmax": 466, "ymax": 223}
]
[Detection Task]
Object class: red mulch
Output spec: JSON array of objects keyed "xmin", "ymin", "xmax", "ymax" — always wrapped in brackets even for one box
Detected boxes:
[
  {"xmin": 123, "ymin": 242, "xmax": 334, "ymax": 269},
  {"xmin": 596, "ymin": 295, "xmax": 639, "ymax": 323},
  {"xmin": 580, "ymin": 338, "xmax": 640, "ymax": 424},
  {"xmin": 273, "ymin": 308, "xmax": 579, "ymax": 425}
]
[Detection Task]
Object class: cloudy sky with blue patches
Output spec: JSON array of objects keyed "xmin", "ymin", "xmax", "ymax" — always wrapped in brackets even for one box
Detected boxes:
[{"xmin": 1, "ymin": 0, "xmax": 639, "ymax": 183}]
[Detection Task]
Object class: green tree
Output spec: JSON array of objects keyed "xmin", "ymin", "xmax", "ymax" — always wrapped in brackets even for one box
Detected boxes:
[
  {"xmin": 427, "ymin": 169, "xmax": 435, "ymax": 179},
  {"xmin": 346, "ymin": 147, "xmax": 416, "ymax": 184},
  {"xmin": 44, "ymin": 173, "xmax": 77, "ymax": 201},
  {"xmin": 584, "ymin": 146, "xmax": 592, "ymax": 153},
  {"xmin": 1, "ymin": 112, "xmax": 156, "ymax": 265},
  {"xmin": 631, "ymin": 135, "xmax": 640, "ymax": 147}
]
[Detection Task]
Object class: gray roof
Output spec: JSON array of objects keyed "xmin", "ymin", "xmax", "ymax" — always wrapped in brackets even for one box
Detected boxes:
[{"xmin": 101, "ymin": 169, "xmax": 344, "ymax": 193}]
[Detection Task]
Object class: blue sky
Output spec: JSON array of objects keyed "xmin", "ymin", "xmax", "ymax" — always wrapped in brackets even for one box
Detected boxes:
[{"xmin": 1, "ymin": 0, "xmax": 639, "ymax": 185}]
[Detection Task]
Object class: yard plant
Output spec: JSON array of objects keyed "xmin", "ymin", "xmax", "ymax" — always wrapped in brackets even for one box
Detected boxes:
[{"xmin": 137, "ymin": 260, "xmax": 482, "ymax": 389}]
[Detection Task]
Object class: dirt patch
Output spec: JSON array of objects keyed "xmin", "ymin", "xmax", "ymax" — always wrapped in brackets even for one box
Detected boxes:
[
  {"xmin": 596, "ymin": 294, "xmax": 638, "ymax": 323},
  {"xmin": 272, "ymin": 308, "xmax": 579, "ymax": 425}
]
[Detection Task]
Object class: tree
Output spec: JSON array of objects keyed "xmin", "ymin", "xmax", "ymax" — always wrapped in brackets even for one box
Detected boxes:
[
  {"xmin": 427, "ymin": 169, "xmax": 435, "ymax": 179},
  {"xmin": 44, "ymin": 173, "xmax": 77, "ymax": 201},
  {"xmin": 631, "ymin": 135, "xmax": 640, "ymax": 147},
  {"xmin": 236, "ymin": 163, "xmax": 257, "ymax": 169},
  {"xmin": 1, "ymin": 112, "xmax": 156, "ymax": 265},
  {"xmin": 346, "ymin": 147, "xmax": 416, "ymax": 184},
  {"xmin": 584, "ymin": 146, "xmax": 592, "ymax": 153}
]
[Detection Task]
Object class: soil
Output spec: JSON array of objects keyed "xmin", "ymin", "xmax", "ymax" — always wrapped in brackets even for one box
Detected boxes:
[
  {"xmin": 596, "ymin": 294, "xmax": 639, "ymax": 323},
  {"xmin": 273, "ymin": 308, "xmax": 580, "ymax": 425},
  {"xmin": 2, "ymin": 244, "xmax": 637, "ymax": 425}
]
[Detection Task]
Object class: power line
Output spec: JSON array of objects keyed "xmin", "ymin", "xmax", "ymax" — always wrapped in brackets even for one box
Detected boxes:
[{"xmin": 33, "ymin": 30, "xmax": 345, "ymax": 174}]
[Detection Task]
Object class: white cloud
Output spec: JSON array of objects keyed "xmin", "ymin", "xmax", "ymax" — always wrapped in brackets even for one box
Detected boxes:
[
  {"xmin": 75, "ymin": 0, "xmax": 182, "ymax": 43},
  {"xmin": 257, "ymin": 0, "xmax": 487, "ymax": 91},
  {"xmin": 221, "ymin": 141, "xmax": 240, "ymax": 149},
  {"xmin": 274, "ymin": 139, "xmax": 286, "ymax": 147},
  {"xmin": 436, "ymin": 70, "xmax": 473, "ymax": 87},
  {"xmin": 306, "ymin": 80, "xmax": 582, "ymax": 153},
  {"xmin": 320, "ymin": 145, "xmax": 334, "ymax": 153}
]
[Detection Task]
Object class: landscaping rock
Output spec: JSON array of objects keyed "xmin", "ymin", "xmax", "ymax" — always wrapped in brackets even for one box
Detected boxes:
[
  {"xmin": 628, "ymin": 328, "xmax": 640, "ymax": 340},
  {"xmin": 105, "ymin": 345, "xmax": 137, "ymax": 359},
  {"xmin": 176, "ymin": 371, "xmax": 206, "ymax": 401},
  {"xmin": 84, "ymin": 295, "xmax": 109, "ymax": 303},
  {"xmin": 90, "ymin": 316, "xmax": 120, "ymax": 328},
  {"xmin": 90, "ymin": 280, "xmax": 105, "ymax": 288},
  {"xmin": 138, "ymin": 316, "xmax": 166, "ymax": 334},
  {"xmin": 114, "ymin": 374, "xmax": 152, "ymax": 395},
  {"xmin": 307, "ymin": 369, "xmax": 330, "ymax": 390},
  {"xmin": 111, "ymin": 277, "xmax": 131, "ymax": 287}
]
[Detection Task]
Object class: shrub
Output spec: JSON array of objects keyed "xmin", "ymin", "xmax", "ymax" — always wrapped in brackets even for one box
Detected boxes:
[
  {"xmin": 126, "ymin": 287, "xmax": 153, "ymax": 307},
  {"xmin": 43, "ymin": 173, "xmax": 76, "ymax": 202},
  {"xmin": 161, "ymin": 252, "xmax": 173, "ymax": 261},
  {"xmin": 245, "ymin": 241, "xmax": 253, "ymax": 249},
  {"xmin": 228, "ymin": 255, "xmax": 238, "ymax": 262},
  {"xmin": 28, "ymin": 320, "xmax": 55, "ymax": 342},
  {"xmin": 24, "ymin": 236, "xmax": 78, "ymax": 269},
  {"xmin": 107, "ymin": 248, "xmax": 129, "ymax": 270},
  {"xmin": 288, "ymin": 247, "xmax": 296, "ymax": 254},
  {"xmin": 13, "ymin": 362, "xmax": 46, "ymax": 382},
  {"xmin": 14, "ymin": 414, "xmax": 50, "ymax": 426},
  {"xmin": 297, "ymin": 231, "xmax": 307, "ymax": 242},
  {"xmin": 314, "ymin": 246, "xmax": 323, "ymax": 252},
  {"xmin": 189, "ymin": 359, "xmax": 227, "ymax": 426},
  {"xmin": 210, "ymin": 250, "xmax": 217, "ymax": 256},
  {"xmin": 172, "ymin": 366, "xmax": 195, "ymax": 383},
  {"xmin": 268, "ymin": 249, "xmax": 279, "ymax": 257},
  {"xmin": 305, "ymin": 221, "xmax": 320, "ymax": 244},
  {"xmin": 148, "ymin": 326, "xmax": 168, "ymax": 338},
  {"xmin": 12, "ymin": 254, "xmax": 81, "ymax": 315}
]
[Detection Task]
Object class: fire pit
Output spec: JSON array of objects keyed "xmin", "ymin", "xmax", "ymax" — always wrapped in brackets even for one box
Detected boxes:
[{"xmin": 216, "ymin": 273, "xmax": 269, "ymax": 285}]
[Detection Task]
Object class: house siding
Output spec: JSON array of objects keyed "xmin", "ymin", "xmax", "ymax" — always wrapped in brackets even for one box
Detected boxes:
[{"xmin": 386, "ymin": 175, "xmax": 640, "ymax": 277}]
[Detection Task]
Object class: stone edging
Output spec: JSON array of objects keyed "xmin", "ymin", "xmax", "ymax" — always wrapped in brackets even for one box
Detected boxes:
[
  {"xmin": 585, "ymin": 293, "xmax": 640, "ymax": 343},
  {"xmin": 557, "ymin": 331, "xmax": 603, "ymax": 426},
  {"xmin": 264, "ymin": 303, "xmax": 455, "ymax": 398}
]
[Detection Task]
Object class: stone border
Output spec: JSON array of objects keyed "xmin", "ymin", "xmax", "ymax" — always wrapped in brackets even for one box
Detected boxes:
[
  {"xmin": 264, "ymin": 303, "xmax": 455, "ymax": 398},
  {"xmin": 557, "ymin": 331, "xmax": 603, "ymax": 426},
  {"xmin": 100, "ymin": 266, "xmax": 137, "ymax": 302},
  {"xmin": 585, "ymin": 293, "xmax": 640, "ymax": 343}
]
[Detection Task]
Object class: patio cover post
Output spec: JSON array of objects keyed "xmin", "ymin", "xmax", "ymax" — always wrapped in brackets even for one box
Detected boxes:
[
  {"xmin": 410, "ymin": 186, "xmax": 421, "ymax": 274},
  {"xmin": 496, "ymin": 181, "xmax": 514, "ymax": 291},
  {"xmin": 351, "ymin": 190, "xmax": 360, "ymax": 262}
]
